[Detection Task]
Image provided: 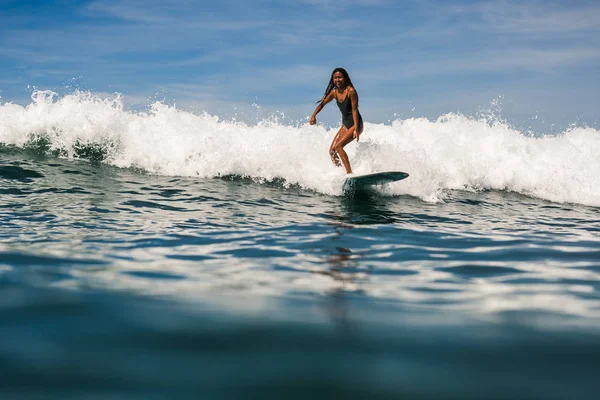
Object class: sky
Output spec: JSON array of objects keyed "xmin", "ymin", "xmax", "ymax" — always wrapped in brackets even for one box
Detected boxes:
[{"xmin": 1, "ymin": 0, "xmax": 599, "ymax": 130}]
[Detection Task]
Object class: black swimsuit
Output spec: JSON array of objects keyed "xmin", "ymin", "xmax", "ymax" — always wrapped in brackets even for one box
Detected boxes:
[{"xmin": 336, "ymin": 92, "xmax": 362, "ymax": 129}]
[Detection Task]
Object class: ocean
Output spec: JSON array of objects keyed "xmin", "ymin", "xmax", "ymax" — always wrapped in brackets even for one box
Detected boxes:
[{"xmin": 1, "ymin": 91, "xmax": 599, "ymax": 399}]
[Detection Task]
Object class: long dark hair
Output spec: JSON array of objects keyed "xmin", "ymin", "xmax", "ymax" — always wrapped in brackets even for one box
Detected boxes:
[{"xmin": 317, "ymin": 67, "xmax": 356, "ymax": 104}]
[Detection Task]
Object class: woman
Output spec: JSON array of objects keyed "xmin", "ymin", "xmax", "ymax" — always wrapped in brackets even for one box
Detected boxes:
[{"xmin": 310, "ymin": 68, "xmax": 363, "ymax": 174}]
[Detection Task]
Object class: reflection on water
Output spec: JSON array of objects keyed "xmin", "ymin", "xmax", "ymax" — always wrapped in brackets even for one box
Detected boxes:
[
  {"xmin": 320, "ymin": 224, "xmax": 356, "ymax": 336},
  {"xmin": 338, "ymin": 189, "xmax": 402, "ymax": 225}
]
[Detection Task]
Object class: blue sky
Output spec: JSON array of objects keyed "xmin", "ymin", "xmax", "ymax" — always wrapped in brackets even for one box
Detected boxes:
[{"xmin": 1, "ymin": 0, "xmax": 599, "ymax": 130}]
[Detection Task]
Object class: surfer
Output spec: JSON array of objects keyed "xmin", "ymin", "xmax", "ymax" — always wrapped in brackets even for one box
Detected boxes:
[{"xmin": 310, "ymin": 68, "xmax": 363, "ymax": 174}]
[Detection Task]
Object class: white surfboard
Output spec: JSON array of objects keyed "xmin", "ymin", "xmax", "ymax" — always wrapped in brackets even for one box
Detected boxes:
[{"xmin": 342, "ymin": 171, "xmax": 409, "ymax": 192}]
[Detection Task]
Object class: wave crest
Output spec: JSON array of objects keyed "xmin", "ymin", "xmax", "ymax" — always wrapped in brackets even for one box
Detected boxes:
[{"xmin": 1, "ymin": 90, "xmax": 599, "ymax": 205}]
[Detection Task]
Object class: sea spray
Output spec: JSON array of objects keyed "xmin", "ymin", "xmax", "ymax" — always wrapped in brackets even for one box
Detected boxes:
[{"xmin": 1, "ymin": 90, "xmax": 599, "ymax": 205}]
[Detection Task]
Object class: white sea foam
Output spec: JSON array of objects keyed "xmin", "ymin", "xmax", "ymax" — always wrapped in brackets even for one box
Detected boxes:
[{"xmin": 1, "ymin": 90, "xmax": 599, "ymax": 206}]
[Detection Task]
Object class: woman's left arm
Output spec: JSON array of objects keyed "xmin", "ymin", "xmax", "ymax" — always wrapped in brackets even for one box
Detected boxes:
[{"xmin": 350, "ymin": 89, "xmax": 360, "ymax": 142}]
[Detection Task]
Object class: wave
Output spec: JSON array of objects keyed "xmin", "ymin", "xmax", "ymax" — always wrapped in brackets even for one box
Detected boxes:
[{"xmin": 1, "ymin": 90, "xmax": 599, "ymax": 206}]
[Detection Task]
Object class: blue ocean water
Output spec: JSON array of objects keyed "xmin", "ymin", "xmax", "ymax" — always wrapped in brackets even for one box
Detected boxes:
[{"xmin": 1, "ymin": 92, "xmax": 600, "ymax": 399}]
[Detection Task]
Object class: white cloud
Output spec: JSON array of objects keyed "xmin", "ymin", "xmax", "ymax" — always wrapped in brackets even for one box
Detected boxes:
[
  {"xmin": 84, "ymin": 0, "xmax": 182, "ymax": 23},
  {"xmin": 356, "ymin": 46, "xmax": 600, "ymax": 83},
  {"xmin": 298, "ymin": 0, "xmax": 390, "ymax": 6},
  {"xmin": 448, "ymin": 0, "xmax": 600, "ymax": 35}
]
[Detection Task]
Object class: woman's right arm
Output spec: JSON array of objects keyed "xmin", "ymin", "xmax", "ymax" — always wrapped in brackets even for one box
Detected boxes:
[{"xmin": 310, "ymin": 91, "xmax": 334, "ymax": 125}]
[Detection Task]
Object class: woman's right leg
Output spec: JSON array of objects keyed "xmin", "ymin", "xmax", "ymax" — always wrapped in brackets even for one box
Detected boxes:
[
  {"xmin": 334, "ymin": 126, "xmax": 357, "ymax": 174},
  {"xmin": 329, "ymin": 126, "xmax": 346, "ymax": 166}
]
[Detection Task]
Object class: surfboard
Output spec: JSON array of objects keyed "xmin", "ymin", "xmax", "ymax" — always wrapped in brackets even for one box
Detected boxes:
[{"xmin": 342, "ymin": 171, "xmax": 409, "ymax": 192}]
